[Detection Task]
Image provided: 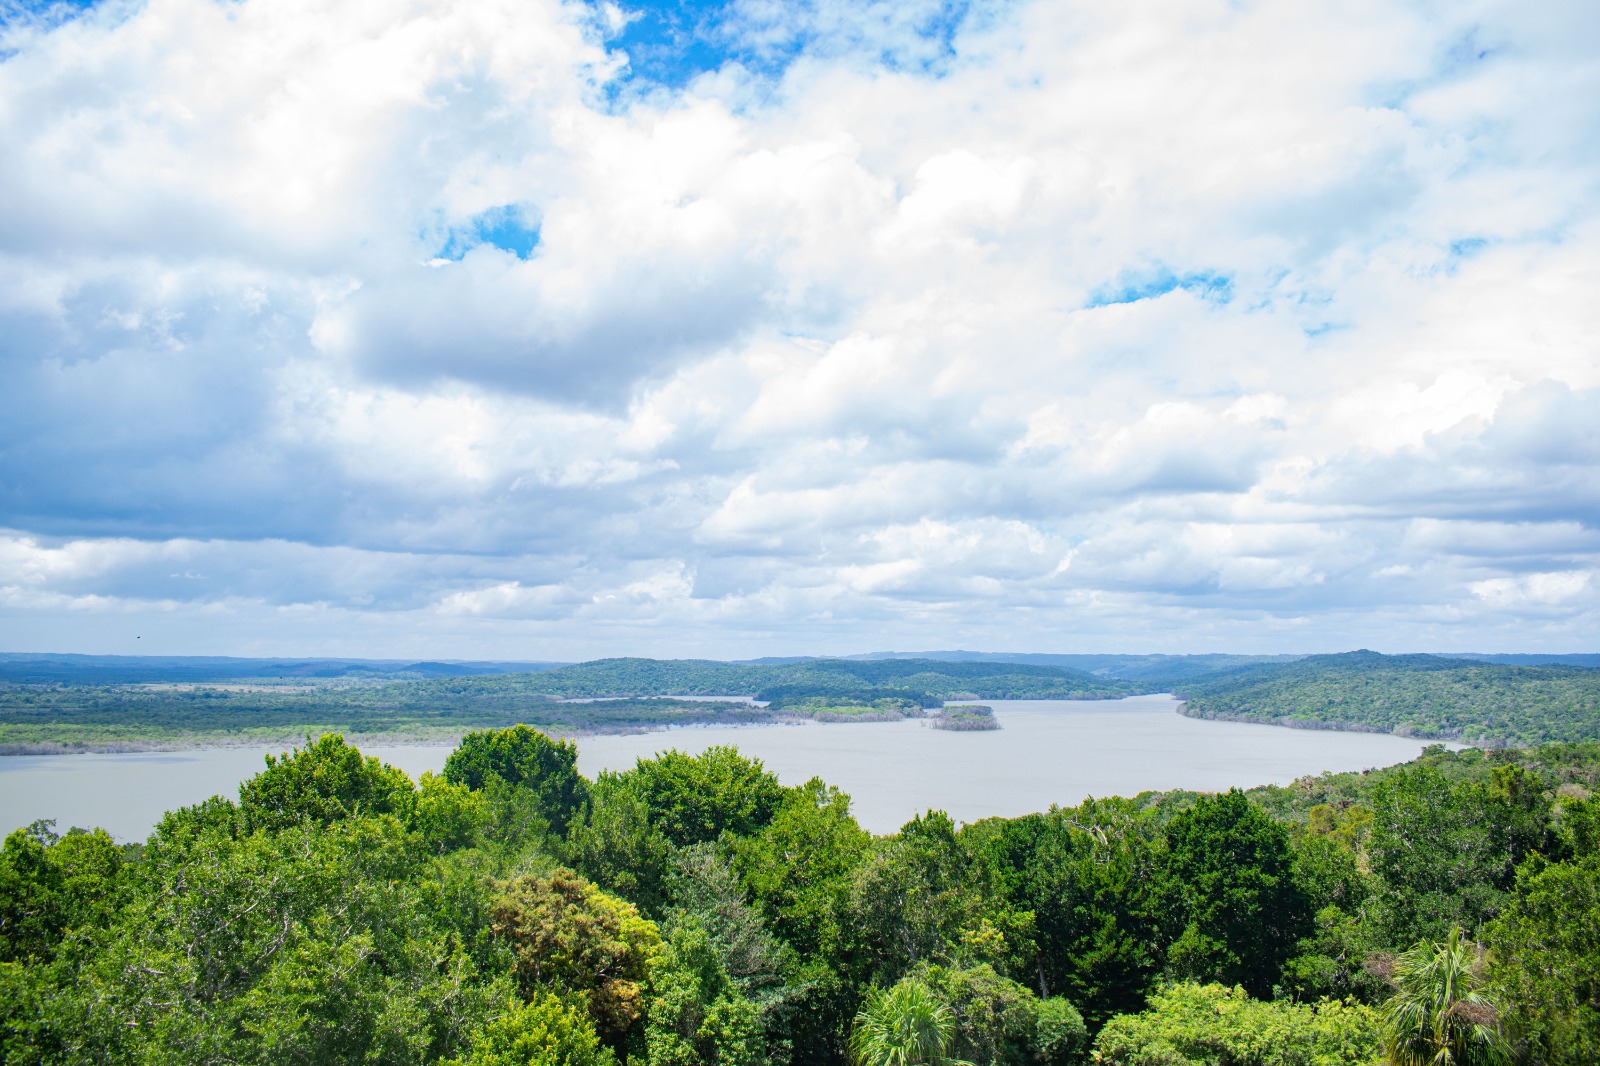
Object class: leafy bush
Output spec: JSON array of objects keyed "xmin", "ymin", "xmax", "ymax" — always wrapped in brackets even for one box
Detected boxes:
[{"xmin": 1092, "ymin": 982, "xmax": 1382, "ymax": 1066}]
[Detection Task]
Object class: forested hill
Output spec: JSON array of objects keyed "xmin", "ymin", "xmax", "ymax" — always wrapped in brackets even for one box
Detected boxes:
[
  {"xmin": 444, "ymin": 656, "xmax": 1133, "ymax": 702},
  {"xmin": 1174, "ymin": 650, "xmax": 1600, "ymax": 746},
  {"xmin": 0, "ymin": 657, "xmax": 1134, "ymax": 752}
]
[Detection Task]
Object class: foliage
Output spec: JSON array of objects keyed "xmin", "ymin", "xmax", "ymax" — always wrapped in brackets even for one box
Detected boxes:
[
  {"xmin": 918, "ymin": 962, "xmax": 1086, "ymax": 1066},
  {"xmin": 732, "ymin": 777, "xmax": 871, "ymax": 961},
  {"xmin": 1176, "ymin": 651, "xmax": 1600, "ymax": 746},
  {"xmin": 445, "ymin": 995, "xmax": 617, "ymax": 1066},
  {"xmin": 491, "ymin": 867, "xmax": 663, "ymax": 1050},
  {"xmin": 447, "ymin": 725, "xmax": 591, "ymax": 834},
  {"xmin": 625, "ymin": 747, "xmax": 786, "ymax": 847},
  {"xmin": 931, "ymin": 706, "xmax": 1000, "ymax": 732},
  {"xmin": 0, "ymin": 821, "xmax": 128, "ymax": 964},
  {"xmin": 10, "ymin": 724, "xmax": 1600, "ymax": 1066},
  {"xmin": 1160, "ymin": 790, "xmax": 1310, "ymax": 998},
  {"xmin": 850, "ymin": 977, "xmax": 971, "ymax": 1066},
  {"xmin": 1380, "ymin": 928, "xmax": 1508, "ymax": 1066},
  {"xmin": 1485, "ymin": 852, "xmax": 1600, "ymax": 1066},
  {"xmin": 1364, "ymin": 765, "xmax": 1545, "ymax": 943},
  {"xmin": 644, "ymin": 919, "xmax": 765, "ymax": 1066},
  {"xmin": 1092, "ymin": 982, "xmax": 1383, "ymax": 1066},
  {"xmin": 236, "ymin": 731, "xmax": 418, "ymax": 831},
  {"xmin": 846, "ymin": 812, "xmax": 982, "ymax": 985},
  {"xmin": 967, "ymin": 798, "xmax": 1165, "ymax": 1028},
  {"xmin": 60, "ymin": 813, "xmax": 500, "ymax": 1064}
]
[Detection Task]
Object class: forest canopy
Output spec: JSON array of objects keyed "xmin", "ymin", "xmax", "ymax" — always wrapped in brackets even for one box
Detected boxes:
[{"xmin": 4, "ymin": 729, "xmax": 1598, "ymax": 1065}]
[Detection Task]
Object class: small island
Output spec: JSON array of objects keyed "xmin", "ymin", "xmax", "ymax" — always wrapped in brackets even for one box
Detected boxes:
[{"xmin": 931, "ymin": 704, "xmax": 1001, "ymax": 731}]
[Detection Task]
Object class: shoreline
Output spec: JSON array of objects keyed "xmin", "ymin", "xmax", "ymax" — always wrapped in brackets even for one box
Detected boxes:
[
  {"xmin": 0, "ymin": 715, "xmax": 832, "ymax": 757},
  {"xmin": 0, "ymin": 693, "xmax": 1492, "ymax": 756},
  {"xmin": 1173, "ymin": 701, "xmax": 1488, "ymax": 748}
]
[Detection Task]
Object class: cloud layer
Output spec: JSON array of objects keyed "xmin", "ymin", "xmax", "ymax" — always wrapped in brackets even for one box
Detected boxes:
[{"xmin": 1, "ymin": 0, "xmax": 1597, "ymax": 657}]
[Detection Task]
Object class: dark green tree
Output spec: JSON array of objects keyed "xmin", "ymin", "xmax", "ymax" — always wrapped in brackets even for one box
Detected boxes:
[
  {"xmin": 972, "ymin": 800, "xmax": 1164, "ymax": 1027},
  {"xmin": 1486, "ymin": 852, "xmax": 1600, "ymax": 1065},
  {"xmin": 237, "ymin": 732, "xmax": 416, "ymax": 833},
  {"xmin": 0, "ymin": 822, "xmax": 127, "ymax": 965},
  {"xmin": 1367, "ymin": 765, "xmax": 1546, "ymax": 942},
  {"xmin": 444, "ymin": 726, "xmax": 590, "ymax": 835},
  {"xmin": 1161, "ymin": 789, "xmax": 1309, "ymax": 997},
  {"xmin": 731, "ymin": 777, "xmax": 870, "ymax": 960},
  {"xmin": 643, "ymin": 918, "xmax": 764, "ymax": 1066},
  {"xmin": 846, "ymin": 812, "xmax": 978, "ymax": 986}
]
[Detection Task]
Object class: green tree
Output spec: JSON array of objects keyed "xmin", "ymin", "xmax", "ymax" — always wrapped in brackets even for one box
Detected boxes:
[
  {"xmin": 0, "ymin": 822, "xmax": 127, "ymax": 965},
  {"xmin": 446, "ymin": 994, "xmax": 617, "ymax": 1066},
  {"xmin": 567, "ymin": 775, "xmax": 678, "ymax": 913},
  {"xmin": 1366, "ymin": 766, "xmax": 1546, "ymax": 943},
  {"xmin": 412, "ymin": 770, "xmax": 494, "ymax": 854},
  {"xmin": 1281, "ymin": 826, "xmax": 1387, "ymax": 1004},
  {"xmin": 644, "ymin": 919, "xmax": 765, "ymax": 1066},
  {"xmin": 1485, "ymin": 852, "xmax": 1600, "ymax": 1066},
  {"xmin": 917, "ymin": 962, "xmax": 1084, "ymax": 1066},
  {"xmin": 847, "ymin": 812, "xmax": 984, "ymax": 986},
  {"xmin": 731, "ymin": 777, "xmax": 870, "ymax": 961},
  {"xmin": 71, "ymin": 812, "xmax": 503, "ymax": 1065},
  {"xmin": 238, "ymin": 733, "xmax": 416, "ymax": 833},
  {"xmin": 665, "ymin": 844, "xmax": 790, "ymax": 998},
  {"xmin": 626, "ymin": 747, "xmax": 786, "ymax": 847},
  {"xmin": 491, "ymin": 867, "xmax": 663, "ymax": 1052},
  {"xmin": 968, "ymin": 799, "xmax": 1165, "ymax": 1027},
  {"xmin": 445, "ymin": 726, "xmax": 591, "ymax": 835},
  {"xmin": 1162, "ymin": 790, "xmax": 1310, "ymax": 997},
  {"xmin": 1381, "ymin": 928, "xmax": 1508, "ymax": 1066},
  {"xmin": 849, "ymin": 977, "xmax": 971, "ymax": 1066},
  {"xmin": 1033, "ymin": 996, "xmax": 1089, "ymax": 1065}
]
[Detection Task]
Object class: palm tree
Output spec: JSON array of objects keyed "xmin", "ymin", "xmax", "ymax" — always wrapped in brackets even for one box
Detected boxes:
[
  {"xmin": 1381, "ymin": 927, "xmax": 1510, "ymax": 1066},
  {"xmin": 849, "ymin": 978, "xmax": 972, "ymax": 1066}
]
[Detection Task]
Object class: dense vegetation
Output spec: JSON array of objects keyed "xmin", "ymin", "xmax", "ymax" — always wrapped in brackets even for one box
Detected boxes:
[
  {"xmin": 0, "ymin": 659, "xmax": 1129, "ymax": 752},
  {"xmin": 1176, "ymin": 651, "xmax": 1600, "ymax": 746},
  {"xmin": 0, "ymin": 686, "xmax": 786, "ymax": 753},
  {"xmin": 4, "ymin": 728, "xmax": 1597, "ymax": 1065}
]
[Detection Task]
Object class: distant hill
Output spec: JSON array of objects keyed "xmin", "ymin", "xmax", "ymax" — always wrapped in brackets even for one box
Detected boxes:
[
  {"xmin": 420, "ymin": 656, "xmax": 1134, "ymax": 703},
  {"xmin": 1174, "ymin": 650, "xmax": 1600, "ymax": 746},
  {"xmin": 1449, "ymin": 652, "xmax": 1600, "ymax": 669},
  {"xmin": 842, "ymin": 650, "xmax": 1302, "ymax": 682}
]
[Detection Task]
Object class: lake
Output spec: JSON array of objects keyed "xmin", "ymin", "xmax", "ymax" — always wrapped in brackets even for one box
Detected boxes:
[{"xmin": 0, "ymin": 696, "xmax": 1440, "ymax": 839}]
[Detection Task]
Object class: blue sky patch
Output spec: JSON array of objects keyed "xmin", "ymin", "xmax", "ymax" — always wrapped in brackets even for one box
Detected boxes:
[
  {"xmin": 0, "ymin": 0, "xmax": 101, "ymax": 33},
  {"xmin": 435, "ymin": 206, "xmax": 541, "ymax": 261},
  {"xmin": 1087, "ymin": 268, "xmax": 1233, "ymax": 309},
  {"xmin": 599, "ymin": 0, "xmax": 988, "ymax": 91}
]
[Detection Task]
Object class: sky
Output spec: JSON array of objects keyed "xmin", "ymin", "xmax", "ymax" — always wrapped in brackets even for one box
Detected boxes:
[{"xmin": 0, "ymin": 0, "xmax": 1597, "ymax": 660}]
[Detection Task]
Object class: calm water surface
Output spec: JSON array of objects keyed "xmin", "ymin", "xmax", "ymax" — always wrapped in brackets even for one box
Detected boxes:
[{"xmin": 0, "ymin": 696, "xmax": 1438, "ymax": 839}]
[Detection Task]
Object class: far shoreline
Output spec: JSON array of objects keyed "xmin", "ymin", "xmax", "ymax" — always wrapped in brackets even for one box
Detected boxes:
[{"xmin": 0, "ymin": 693, "xmax": 1482, "ymax": 757}]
